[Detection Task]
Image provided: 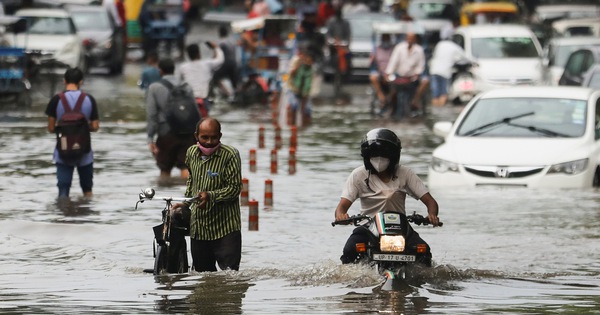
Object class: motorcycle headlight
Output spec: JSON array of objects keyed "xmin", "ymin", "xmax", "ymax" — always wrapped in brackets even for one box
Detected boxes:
[
  {"xmin": 380, "ymin": 235, "xmax": 405, "ymax": 252},
  {"xmin": 547, "ymin": 158, "xmax": 588, "ymax": 175},
  {"xmin": 431, "ymin": 157, "xmax": 459, "ymax": 173}
]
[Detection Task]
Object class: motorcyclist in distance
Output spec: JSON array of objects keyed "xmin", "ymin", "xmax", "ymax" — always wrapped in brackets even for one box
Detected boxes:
[{"xmin": 333, "ymin": 128, "xmax": 440, "ymax": 266}]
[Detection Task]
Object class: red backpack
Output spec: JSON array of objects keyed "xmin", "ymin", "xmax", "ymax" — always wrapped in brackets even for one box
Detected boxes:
[{"xmin": 55, "ymin": 92, "xmax": 91, "ymax": 161}]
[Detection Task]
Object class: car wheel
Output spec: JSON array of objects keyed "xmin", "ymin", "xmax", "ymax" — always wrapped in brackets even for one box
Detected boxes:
[
  {"xmin": 593, "ymin": 166, "xmax": 600, "ymax": 187},
  {"xmin": 109, "ymin": 61, "xmax": 124, "ymax": 75}
]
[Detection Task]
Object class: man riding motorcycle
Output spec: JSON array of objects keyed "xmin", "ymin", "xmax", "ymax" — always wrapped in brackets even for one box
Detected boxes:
[{"xmin": 333, "ymin": 128, "xmax": 440, "ymax": 266}]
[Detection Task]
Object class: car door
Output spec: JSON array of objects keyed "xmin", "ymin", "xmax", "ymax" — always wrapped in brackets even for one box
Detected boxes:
[{"xmin": 559, "ymin": 49, "xmax": 591, "ymax": 86}]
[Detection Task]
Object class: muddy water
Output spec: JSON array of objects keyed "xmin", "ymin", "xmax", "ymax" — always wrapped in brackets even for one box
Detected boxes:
[{"xmin": 0, "ymin": 61, "xmax": 598, "ymax": 314}]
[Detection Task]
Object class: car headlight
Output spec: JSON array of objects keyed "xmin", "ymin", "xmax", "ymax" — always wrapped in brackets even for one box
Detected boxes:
[
  {"xmin": 547, "ymin": 158, "xmax": 588, "ymax": 175},
  {"xmin": 380, "ymin": 235, "xmax": 405, "ymax": 252},
  {"xmin": 431, "ymin": 157, "xmax": 459, "ymax": 173}
]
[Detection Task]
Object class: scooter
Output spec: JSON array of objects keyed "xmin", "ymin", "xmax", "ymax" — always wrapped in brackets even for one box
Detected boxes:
[
  {"xmin": 449, "ymin": 59, "xmax": 476, "ymax": 105},
  {"xmin": 332, "ymin": 211, "xmax": 442, "ymax": 290},
  {"xmin": 135, "ymin": 188, "xmax": 197, "ymax": 275}
]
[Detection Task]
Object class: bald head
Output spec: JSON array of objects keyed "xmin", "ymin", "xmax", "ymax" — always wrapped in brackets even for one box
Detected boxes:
[{"xmin": 196, "ymin": 118, "xmax": 222, "ymax": 148}]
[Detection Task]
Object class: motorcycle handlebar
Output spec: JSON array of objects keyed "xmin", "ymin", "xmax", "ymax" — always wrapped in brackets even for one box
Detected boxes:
[{"xmin": 331, "ymin": 212, "xmax": 443, "ymax": 227}]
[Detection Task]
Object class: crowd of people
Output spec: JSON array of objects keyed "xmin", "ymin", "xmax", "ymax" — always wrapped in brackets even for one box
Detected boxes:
[{"xmin": 43, "ymin": 0, "xmax": 450, "ymax": 274}]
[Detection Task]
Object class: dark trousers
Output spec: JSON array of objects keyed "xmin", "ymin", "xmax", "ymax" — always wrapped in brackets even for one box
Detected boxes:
[
  {"xmin": 190, "ymin": 230, "xmax": 242, "ymax": 272},
  {"xmin": 56, "ymin": 162, "xmax": 93, "ymax": 197},
  {"xmin": 341, "ymin": 226, "xmax": 432, "ymax": 266}
]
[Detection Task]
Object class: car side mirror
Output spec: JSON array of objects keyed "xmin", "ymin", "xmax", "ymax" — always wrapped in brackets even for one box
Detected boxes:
[{"xmin": 433, "ymin": 121, "xmax": 453, "ymax": 138}]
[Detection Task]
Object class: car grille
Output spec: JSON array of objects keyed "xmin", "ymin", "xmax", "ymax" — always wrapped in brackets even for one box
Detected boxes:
[
  {"xmin": 485, "ymin": 78, "xmax": 535, "ymax": 86},
  {"xmin": 464, "ymin": 165, "xmax": 544, "ymax": 178}
]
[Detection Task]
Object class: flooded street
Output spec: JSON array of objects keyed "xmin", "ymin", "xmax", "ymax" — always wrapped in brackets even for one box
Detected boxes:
[{"xmin": 0, "ymin": 46, "xmax": 599, "ymax": 314}]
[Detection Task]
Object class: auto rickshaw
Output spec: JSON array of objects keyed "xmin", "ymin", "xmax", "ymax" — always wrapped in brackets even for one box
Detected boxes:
[
  {"xmin": 138, "ymin": 0, "xmax": 187, "ymax": 58},
  {"xmin": 231, "ymin": 15, "xmax": 297, "ymax": 106},
  {"xmin": 459, "ymin": 1, "xmax": 521, "ymax": 26},
  {"xmin": 0, "ymin": 16, "xmax": 31, "ymax": 107}
]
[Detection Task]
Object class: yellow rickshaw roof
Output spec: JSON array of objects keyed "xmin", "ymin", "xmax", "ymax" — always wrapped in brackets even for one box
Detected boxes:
[{"xmin": 461, "ymin": 2, "xmax": 519, "ymax": 13}]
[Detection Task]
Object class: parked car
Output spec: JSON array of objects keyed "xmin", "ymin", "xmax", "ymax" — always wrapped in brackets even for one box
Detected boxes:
[
  {"xmin": 542, "ymin": 36, "xmax": 600, "ymax": 85},
  {"xmin": 531, "ymin": 0, "xmax": 600, "ymax": 24},
  {"xmin": 8, "ymin": 8, "xmax": 84, "ymax": 73},
  {"xmin": 582, "ymin": 64, "xmax": 600, "ymax": 89},
  {"xmin": 558, "ymin": 46, "xmax": 600, "ymax": 86},
  {"xmin": 67, "ymin": 5, "xmax": 125, "ymax": 74},
  {"xmin": 428, "ymin": 86, "xmax": 600, "ymax": 189},
  {"xmin": 551, "ymin": 17, "xmax": 600, "ymax": 37},
  {"xmin": 450, "ymin": 24, "xmax": 543, "ymax": 102}
]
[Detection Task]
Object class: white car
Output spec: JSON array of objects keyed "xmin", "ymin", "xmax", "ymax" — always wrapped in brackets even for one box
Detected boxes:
[
  {"xmin": 542, "ymin": 36, "xmax": 600, "ymax": 86},
  {"xmin": 428, "ymin": 86, "xmax": 600, "ymax": 189},
  {"xmin": 449, "ymin": 24, "xmax": 543, "ymax": 102},
  {"xmin": 9, "ymin": 8, "xmax": 84, "ymax": 72}
]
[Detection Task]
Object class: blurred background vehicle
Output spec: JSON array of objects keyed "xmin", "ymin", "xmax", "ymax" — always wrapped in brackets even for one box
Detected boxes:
[
  {"xmin": 530, "ymin": 0, "xmax": 600, "ymax": 25},
  {"xmin": 407, "ymin": 0, "xmax": 459, "ymax": 58},
  {"xmin": 458, "ymin": 1, "xmax": 521, "ymax": 26},
  {"xmin": 429, "ymin": 86, "xmax": 600, "ymax": 189},
  {"xmin": 450, "ymin": 24, "xmax": 543, "ymax": 102},
  {"xmin": 67, "ymin": 5, "xmax": 126, "ymax": 74},
  {"xmin": 542, "ymin": 36, "xmax": 600, "ymax": 86},
  {"xmin": 558, "ymin": 46, "xmax": 600, "ymax": 86},
  {"xmin": 551, "ymin": 17, "xmax": 600, "ymax": 37},
  {"xmin": 8, "ymin": 8, "xmax": 85, "ymax": 74}
]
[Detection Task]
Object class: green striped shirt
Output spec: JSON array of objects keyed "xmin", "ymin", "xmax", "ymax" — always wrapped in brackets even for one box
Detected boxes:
[{"xmin": 184, "ymin": 143, "xmax": 242, "ymax": 240}]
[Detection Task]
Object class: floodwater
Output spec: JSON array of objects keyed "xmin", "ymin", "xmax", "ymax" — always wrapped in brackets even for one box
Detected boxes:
[{"xmin": 1, "ymin": 59, "xmax": 599, "ymax": 315}]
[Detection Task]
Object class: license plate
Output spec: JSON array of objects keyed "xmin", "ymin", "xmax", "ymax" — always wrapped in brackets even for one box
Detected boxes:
[{"xmin": 372, "ymin": 254, "xmax": 416, "ymax": 262}]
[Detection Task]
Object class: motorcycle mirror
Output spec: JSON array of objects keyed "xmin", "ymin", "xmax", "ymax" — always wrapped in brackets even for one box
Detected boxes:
[{"xmin": 143, "ymin": 188, "xmax": 155, "ymax": 199}]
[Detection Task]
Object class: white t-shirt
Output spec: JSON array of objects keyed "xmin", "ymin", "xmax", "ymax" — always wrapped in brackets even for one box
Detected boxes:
[
  {"xmin": 429, "ymin": 40, "xmax": 468, "ymax": 79},
  {"xmin": 176, "ymin": 48, "xmax": 224, "ymax": 99},
  {"xmin": 385, "ymin": 42, "xmax": 425, "ymax": 77},
  {"xmin": 341, "ymin": 165, "xmax": 429, "ymax": 217}
]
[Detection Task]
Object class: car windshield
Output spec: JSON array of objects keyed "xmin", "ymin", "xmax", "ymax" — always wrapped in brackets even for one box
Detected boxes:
[
  {"xmin": 408, "ymin": 2, "xmax": 456, "ymax": 20},
  {"xmin": 472, "ymin": 37, "xmax": 539, "ymax": 58},
  {"xmin": 71, "ymin": 11, "xmax": 111, "ymax": 31},
  {"xmin": 348, "ymin": 16, "xmax": 394, "ymax": 39},
  {"xmin": 23, "ymin": 16, "xmax": 75, "ymax": 35},
  {"xmin": 456, "ymin": 97, "xmax": 587, "ymax": 137},
  {"xmin": 552, "ymin": 44, "xmax": 585, "ymax": 67}
]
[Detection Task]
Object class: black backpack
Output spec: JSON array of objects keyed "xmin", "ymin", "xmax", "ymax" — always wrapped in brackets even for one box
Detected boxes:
[
  {"xmin": 161, "ymin": 79, "xmax": 201, "ymax": 135},
  {"xmin": 55, "ymin": 92, "xmax": 91, "ymax": 161}
]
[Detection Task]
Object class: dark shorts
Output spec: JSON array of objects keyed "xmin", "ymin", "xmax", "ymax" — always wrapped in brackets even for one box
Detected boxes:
[
  {"xmin": 155, "ymin": 132, "xmax": 195, "ymax": 172},
  {"xmin": 430, "ymin": 74, "xmax": 449, "ymax": 98},
  {"xmin": 190, "ymin": 230, "xmax": 242, "ymax": 272}
]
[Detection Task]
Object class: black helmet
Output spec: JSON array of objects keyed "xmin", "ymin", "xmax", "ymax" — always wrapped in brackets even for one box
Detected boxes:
[{"xmin": 360, "ymin": 128, "xmax": 402, "ymax": 173}]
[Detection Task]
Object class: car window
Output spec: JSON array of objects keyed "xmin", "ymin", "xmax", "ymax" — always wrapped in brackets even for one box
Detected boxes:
[
  {"xmin": 554, "ymin": 44, "xmax": 595, "ymax": 67},
  {"xmin": 564, "ymin": 50, "xmax": 586, "ymax": 75},
  {"xmin": 471, "ymin": 37, "xmax": 539, "ymax": 58},
  {"xmin": 24, "ymin": 16, "xmax": 75, "ymax": 35},
  {"xmin": 348, "ymin": 16, "xmax": 394, "ymax": 40},
  {"xmin": 456, "ymin": 97, "xmax": 587, "ymax": 137},
  {"xmin": 595, "ymin": 97, "xmax": 600, "ymax": 140},
  {"xmin": 582, "ymin": 50, "xmax": 595, "ymax": 73},
  {"xmin": 71, "ymin": 11, "xmax": 111, "ymax": 31}
]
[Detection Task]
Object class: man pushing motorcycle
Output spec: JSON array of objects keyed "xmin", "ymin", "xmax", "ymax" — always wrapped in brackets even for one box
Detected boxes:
[{"xmin": 334, "ymin": 128, "xmax": 440, "ymax": 266}]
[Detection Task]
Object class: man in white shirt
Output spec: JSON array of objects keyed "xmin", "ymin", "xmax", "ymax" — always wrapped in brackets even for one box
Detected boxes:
[
  {"xmin": 429, "ymin": 38, "xmax": 468, "ymax": 106},
  {"xmin": 176, "ymin": 42, "xmax": 224, "ymax": 117},
  {"xmin": 384, "ymin": 32, "xmax": 425, "ymax": 119}
]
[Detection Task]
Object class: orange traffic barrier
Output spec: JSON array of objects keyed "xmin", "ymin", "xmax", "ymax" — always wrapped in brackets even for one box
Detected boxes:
[
  {"xmin": 288, "ymin": 147, "xmax": 296, "ymax": 175},
  {"xmin": 289, "ymin": 125, "xmax": 297, "ymax": 148},
  {"xmin": 249, "ymin": 148, "xmax": 257, "ymax": 173},
  {"xmin": 274, "ymin": 124, "xmax": 282, "ymax": 149},
  {"xmin": 240, "ymin": 178, "xmax": 249, "ymax": 206},
  {"xmin": 264, "ymin": 179, "xmax": 273, "ymax": 207},
  {"xmin": 249, "ymin": 199, "xmax": 259, "ymax": 231},
  {"xmin": 270, "ymin": 149, "xmax": 278, "ymax": 174},
  {"xmin": 271, "ymin": 91, "xmax": 279, "ymax": 124},
  {"xmin": 258, "ymin": 125, "xmax": 265, "ymax": 149}
]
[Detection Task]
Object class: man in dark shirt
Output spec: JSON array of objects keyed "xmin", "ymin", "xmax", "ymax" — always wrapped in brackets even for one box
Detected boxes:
[{"xmin": 212, "ymin": 25, "xmax": 239, "ymax": 97}]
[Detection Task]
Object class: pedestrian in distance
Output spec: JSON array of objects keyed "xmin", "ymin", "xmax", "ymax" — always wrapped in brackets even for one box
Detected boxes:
[
  {"xmin": 139, "ymin": 50, "xmax": 161, "ymax": 96},
  {"xmin": 212, "ymin": 25, "xmax": 239, "ymax": 100},
  {"xmin": 146, "ymin": 57, "xmax": 200, "ymax": 183},
  {"xmin": 429, "ymin": 35, "xmax": 469, "ymax": 106},
  {"xmin": 45, "ymin": 68, "xmax": 100, "ymax": 199},
  {"xmin": 286, "ymin": 45, "xmax": 315, "ymax": 126},
  {"xmin": 334, "ymin": 128, "xmax": 440, "ymax": 266},
  {"xmin": 173, "ymin": 117, "xmax": 243, "ymax": 272},
  {"xmin": 176, "ymin": 42, "xmax": 224, "ymax": 117}
]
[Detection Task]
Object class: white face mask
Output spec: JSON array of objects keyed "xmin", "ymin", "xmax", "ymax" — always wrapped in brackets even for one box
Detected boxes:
[{"xmin": 369, "ymin": 157, "xmax": 390, "ymax": 173}]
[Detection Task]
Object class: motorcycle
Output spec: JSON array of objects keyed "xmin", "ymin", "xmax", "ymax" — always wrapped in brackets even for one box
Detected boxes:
[
  {"xmin": 135, "ymin": 188, "xmax": 197, "ymax": 275},
  {"xmin": 332, "ymin": 211, "xmax": 442, "ymax": 290},
  {"xmin": 449, "ymin": 59, "xmax": 476, "ymax": 105}
]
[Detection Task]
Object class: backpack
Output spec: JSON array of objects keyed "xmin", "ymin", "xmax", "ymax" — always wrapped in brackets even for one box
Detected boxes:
[
  {"xmin": 55, "ymin": 92, "xmax": 91, "ymax": 161},
  {"xmin": 161, "ymin": 79, "xmax": 201, "ymax": 135}
]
